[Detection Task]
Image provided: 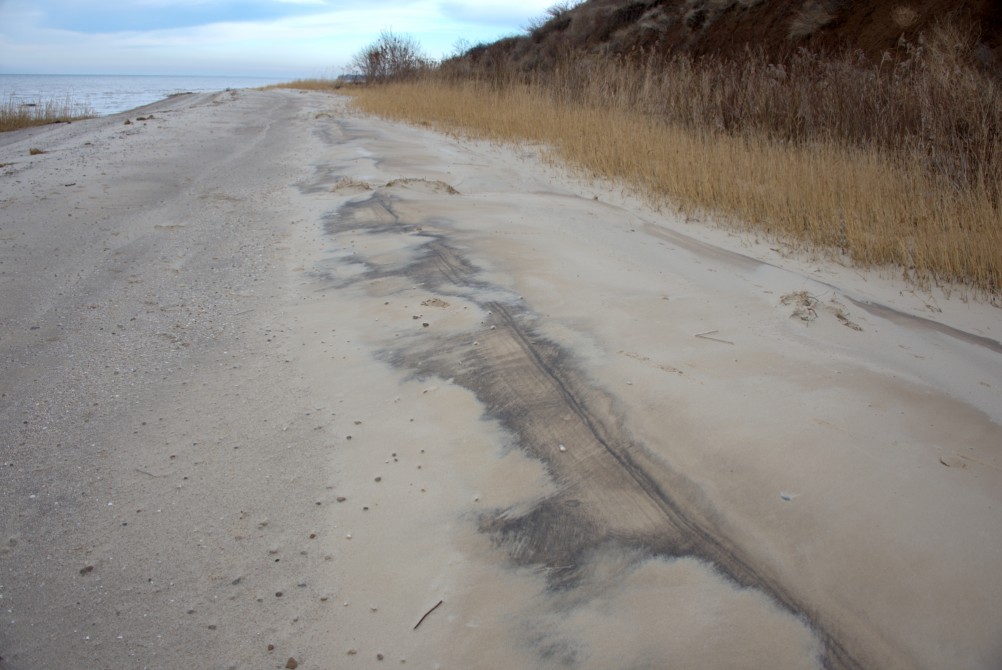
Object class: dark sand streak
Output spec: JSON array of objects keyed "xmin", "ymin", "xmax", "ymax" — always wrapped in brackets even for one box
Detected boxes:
[{"xmin": 319, "ymin": 188, "xmax": 870, "ymax": 670}]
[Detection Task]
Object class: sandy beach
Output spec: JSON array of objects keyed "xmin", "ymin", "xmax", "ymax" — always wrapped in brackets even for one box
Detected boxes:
[{"xmin": 1, "ymin": 88, "xmax": 1000, "ymax": 669}]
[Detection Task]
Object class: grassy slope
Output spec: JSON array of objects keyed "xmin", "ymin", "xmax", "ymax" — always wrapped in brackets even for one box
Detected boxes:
[{"xmin": 307, "ymin": 1, "xmax": 1002, "ymax": 295}]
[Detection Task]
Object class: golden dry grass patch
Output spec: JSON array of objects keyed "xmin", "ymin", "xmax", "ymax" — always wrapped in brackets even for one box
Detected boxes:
[
  {"xmin": 346, "ymin": 34, "xmax": 1001, "ymax": 296},
  {"xmin": 263, "ymin": 78, "xmax": 347, "ymax": 93},
  {"xmin": 1, "ymin": 96, "xmax": 93, "ymax": 132}
]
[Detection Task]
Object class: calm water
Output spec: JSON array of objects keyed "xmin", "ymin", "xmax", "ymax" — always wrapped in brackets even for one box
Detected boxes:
[{"xmin": 0, "ymin": 74, "xmax": 288, "ymax": 116}]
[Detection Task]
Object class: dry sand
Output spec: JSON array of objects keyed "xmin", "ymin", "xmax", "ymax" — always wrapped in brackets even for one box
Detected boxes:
[{"xmin": 1, "ymin": 89, "xmax": 1000, "ymax": 670}]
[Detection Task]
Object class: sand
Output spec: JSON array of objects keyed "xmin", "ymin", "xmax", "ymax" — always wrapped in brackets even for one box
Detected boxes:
[{"xmin": 1, "ymin": 88, "xmax": 1000, "ymax": 670}]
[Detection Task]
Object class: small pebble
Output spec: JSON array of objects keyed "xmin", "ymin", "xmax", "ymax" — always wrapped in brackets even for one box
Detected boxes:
[{"xmin": 286, "ymin": 658, "xmax": 299, "ymax": 669}]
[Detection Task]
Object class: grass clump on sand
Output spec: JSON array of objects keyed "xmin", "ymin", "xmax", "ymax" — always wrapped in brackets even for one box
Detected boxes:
[
  {"xmin": 0, "ymin": 95, "xmax": 93, "ymax": 132},
  {"xmin": 347, "ymin": 22, "xmax": 1001, "ymax": 297},
  {"xmin": 264, "ymin": 78, "xmax": 353, "ymax": 92}
]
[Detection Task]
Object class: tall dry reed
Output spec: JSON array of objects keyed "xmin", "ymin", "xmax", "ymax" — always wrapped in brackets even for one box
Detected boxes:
[
  {"xmin": 349, "ymin": 23, "xmax": 1001, "ymax": 296},
  {"xmin": 0, "ymin": 95, "xmax": 93, "ymax": 132},
  {"xmin": 263, "ymin": 78, "xmax": 345, "ymax": 92}
]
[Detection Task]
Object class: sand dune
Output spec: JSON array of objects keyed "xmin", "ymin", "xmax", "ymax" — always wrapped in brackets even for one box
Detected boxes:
[{"xmin": 1, "ymin": 89, "xmax": 1000, "ymax": 669}]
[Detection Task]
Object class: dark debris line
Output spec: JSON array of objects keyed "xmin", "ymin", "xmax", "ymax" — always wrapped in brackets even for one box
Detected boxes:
[{"xmin": 318, "ymin": 188, "xmax": 867, "ymax": 670}]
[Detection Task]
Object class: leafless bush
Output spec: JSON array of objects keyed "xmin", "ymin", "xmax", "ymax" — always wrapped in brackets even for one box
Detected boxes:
[{"xmin": 350, "ymin": 31, "xmax": 433, "ymax": 83}]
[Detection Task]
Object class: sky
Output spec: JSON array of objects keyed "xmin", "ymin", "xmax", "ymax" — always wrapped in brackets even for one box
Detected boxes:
[{"xmin": 0, "ymin": 0, "xmax": 559, "ymax": 78}]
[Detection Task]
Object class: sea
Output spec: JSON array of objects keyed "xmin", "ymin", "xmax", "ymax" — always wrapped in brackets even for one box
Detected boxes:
[{"xmin": 0, "ymin": 74, "xmax": 289, "ymax": 116}]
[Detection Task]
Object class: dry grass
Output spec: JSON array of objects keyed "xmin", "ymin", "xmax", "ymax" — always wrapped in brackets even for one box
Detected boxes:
[
  {"xmin": 348, "ymin": 23, "xmax": 1001, "ymax": 296},
  {"xmin": 0, "ymin": 95, "xmax": 93, "ymax": 132},
  {"xmin": 788, "ymin": 0, "xmax": 839, "ymax": 39},
  {"xmin": 263, "ymin": 78, "xmax": 347, "ymax": 92}
]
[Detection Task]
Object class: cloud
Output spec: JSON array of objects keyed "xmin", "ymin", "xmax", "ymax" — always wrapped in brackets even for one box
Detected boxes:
[
  {"xmin": 0, "ymin": 0, "xmax": 549, "ymax": 76},
  {"xmin": 13, "ymin": 0, "xmax": 330, "ymax": 32}
]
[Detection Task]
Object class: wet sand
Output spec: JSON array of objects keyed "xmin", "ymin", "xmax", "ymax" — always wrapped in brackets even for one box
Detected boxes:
[{"xmin": 1, "ymin": 89, "xmax": 1000, "ymax": 669}]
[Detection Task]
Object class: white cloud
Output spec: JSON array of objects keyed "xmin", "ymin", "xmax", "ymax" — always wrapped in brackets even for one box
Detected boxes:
[{"xmin": 0, "ymin": 0, "xmax": 549, "ymax": 76}]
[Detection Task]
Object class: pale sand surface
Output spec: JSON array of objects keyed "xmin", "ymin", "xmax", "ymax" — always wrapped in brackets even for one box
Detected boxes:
[{"xmin": 1, "ymin": 89, "xmax": 1000, "ymax": 669}]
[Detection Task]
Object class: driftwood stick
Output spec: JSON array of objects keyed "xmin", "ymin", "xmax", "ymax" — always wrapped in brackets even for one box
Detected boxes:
[
  {"xmin": 413, "ymin": 600, "xmax": 444, "ymax": 630},
  {"xmin": 694, "ymin": 330, "xmax": 734, "ymax": 345}
]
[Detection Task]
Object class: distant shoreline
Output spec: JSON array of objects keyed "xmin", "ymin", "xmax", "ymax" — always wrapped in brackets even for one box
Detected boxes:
[{"xmin": 0, "ymin": 73, "xmax": 288, "ymax": 115}]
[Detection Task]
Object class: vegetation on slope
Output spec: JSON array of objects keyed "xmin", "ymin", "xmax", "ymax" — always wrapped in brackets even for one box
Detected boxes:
[{"xmin": 345, "ymin": 4, "xmax": 1000, "ymax": 296}]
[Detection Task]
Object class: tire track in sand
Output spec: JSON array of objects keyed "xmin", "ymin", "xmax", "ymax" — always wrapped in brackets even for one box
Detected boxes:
[{"xmin": 318, "ymin": 185, "xmax": 866, "ymax": 670}]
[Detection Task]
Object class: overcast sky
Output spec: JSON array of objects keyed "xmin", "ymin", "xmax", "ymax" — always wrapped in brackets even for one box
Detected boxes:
[{"xmin": 0, "ymin": 0, "xmax": 557, "ymax": 77}]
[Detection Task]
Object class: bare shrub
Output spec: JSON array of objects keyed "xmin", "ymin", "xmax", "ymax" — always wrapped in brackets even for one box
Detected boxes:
[{"xmin": 350, "ymin": 31, "xmax": 432, "ymax": 83}]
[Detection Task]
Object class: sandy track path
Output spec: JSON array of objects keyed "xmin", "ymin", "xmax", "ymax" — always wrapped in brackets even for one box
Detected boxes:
[
  {"xmin": 2, "ymin": 90, "xmax": 1001, "ymax": 669},
  {"xmin": 1, "ymin": 89, "xmax": 350, "ymax": 669}
]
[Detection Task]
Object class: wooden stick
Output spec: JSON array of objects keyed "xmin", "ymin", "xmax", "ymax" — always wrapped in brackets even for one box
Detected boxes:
[
  {"xmin": 413, "ymin": 600, "xmax": 443, "ymax": 630},
  {"xmin": 694, "ymin": 330, "xmax": 734, "ymax": 345}
]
